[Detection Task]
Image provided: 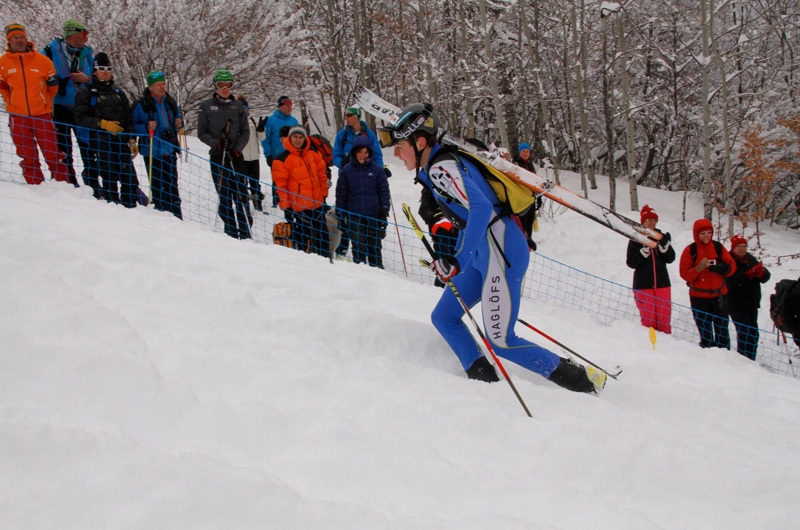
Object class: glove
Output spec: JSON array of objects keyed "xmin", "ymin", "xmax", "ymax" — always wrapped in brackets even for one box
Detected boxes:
[
  {"xmin": 129, "ymin": 139, "xmax": 139, "ymax": 159},
  {"xmin": 100, "ymin": 119, "xmax": 124, "ymax": 134},
  {"xmin": 384, "ymin": 166, "xmax": 392, "ymax": 178},
  {"xmin": 640, "ymin": 246, "xmax": 651, "ymax": 258},
  {"xmin": 284, "ymin": 209, "xmax": 294, "ymax": 223},
  {"xmin": 431, "ymin": 256, "xmax": 459, "ymax": 283},
  {"xmin": 746, "ymin": 262, "xmax": 765, "ymax": 279},
  {"xmin": 658, "ymin": 232, "xmax": 671, "ymax": 253},
  {"xmin": 378, "ymin": 207, "xmax": 390, "ymax": 219},
  {"xmin": 708, "ymin": 263, "xmax": 730, "ymax": 275},
  {"xmin": 326, "ymin": 177, "xmax": 332, "ymax": 189},
  {"xmin": 231, "ymin": 149, "xmax": 241, "ymax": 159},
  {"xmin": 377, "ymin": 218, "xmax": 388, "ymax": 239},
  {"xmin": 266, "ymin": 156, "xmax": 273, "ymax": 168},
  {"xmin": 256, "ymin": 116, "xmax": 267, "ymax": 132}
]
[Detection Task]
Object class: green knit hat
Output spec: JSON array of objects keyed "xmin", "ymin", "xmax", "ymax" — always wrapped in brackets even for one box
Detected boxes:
[
  {"xmin": 345, "ymin": 107, "xmax": 361, "ymax": 118},
  {"xmin": 63, "ymin": 19, "xmax": 88, "ymax": 37},
  {"xmin": 146, "ymin": 70, "xmax": 166, "ymax": 87}
]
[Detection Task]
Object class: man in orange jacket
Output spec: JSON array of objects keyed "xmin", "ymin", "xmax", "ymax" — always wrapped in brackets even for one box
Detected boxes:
[
  {"xmin": 0, "ymin": 23, "xmax": 69, "ymax": 184},
  {"xmin": 272, "ymin": 125, "xmax": 330, "ymax": 258},
  {"xmin": 679, "ymin": 218, "xmax": 737, "ymax": 349}
]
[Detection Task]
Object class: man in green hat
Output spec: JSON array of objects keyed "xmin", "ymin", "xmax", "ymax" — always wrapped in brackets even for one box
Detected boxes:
[
  {"xmin": 132, "ymin": 70, "xmax": 184, "ymax": 219},
  {"xmin": 43, "ymin": 19, "xmax": 98, "ymax": 194},
  {"xmin": 197, "ymin": 69, "xmax": 252, "ymax": 239}
]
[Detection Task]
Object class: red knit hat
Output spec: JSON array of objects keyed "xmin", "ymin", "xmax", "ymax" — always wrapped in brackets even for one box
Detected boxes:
[
  {"xmin": 730, "ymin": 235, "xmax": 747, "ymax": 250},
  {"xmin": 640, "ymin": 204, "xmax": 658, "ymax": 223}
]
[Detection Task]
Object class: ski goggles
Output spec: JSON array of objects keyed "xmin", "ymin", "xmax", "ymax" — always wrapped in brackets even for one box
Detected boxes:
[
  {"xmin": 377, "ymin": 112, "xmax": 432, "ymax": 148},
  {"xmin": 215, "ymin": 81, "xmax": 233, "ymax": 89}
]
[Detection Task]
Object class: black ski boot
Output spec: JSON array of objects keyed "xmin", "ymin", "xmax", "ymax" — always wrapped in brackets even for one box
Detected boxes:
[
  {"xmin": 547, "ymin": 358, "xmax": 605, "ymax": 394},
  {"xmin": 466, "ymin": 356, "xmax": 500, "ymax": 383},
  {"xmin": 253, "ymin": 190, "xmax": 265, "ymax": 211}
]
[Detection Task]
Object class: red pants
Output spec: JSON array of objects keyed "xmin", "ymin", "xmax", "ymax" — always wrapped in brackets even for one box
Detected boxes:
[
  {"xmin": 8, "ymin": 113, "xmax": 69, "ymax": 185},
  {"xmin": 634, "ymin": 287, "xmax": 672, "ymax": 334}
]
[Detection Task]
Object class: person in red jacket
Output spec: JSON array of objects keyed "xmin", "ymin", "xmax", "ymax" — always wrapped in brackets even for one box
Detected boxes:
[
  {"xmin": 0, "ymin": 23, "xmax": 69, "ymax": 184},
  {"xmin": 679, "ymin": 218, "xmax": 736, "ymax": 349},
  {"xmin": 272, "ymin": 125, "xmax": 330, "ymax": 258}
]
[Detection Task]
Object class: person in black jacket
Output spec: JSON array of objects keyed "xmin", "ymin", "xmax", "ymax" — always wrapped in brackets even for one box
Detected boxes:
[
  {"xmin": 73, "ymin": 52, "xmax": 140, "ymax": 207},
  {"xmin": 727, "ymin": 235, "xmax": 771, "ymax": 360},
  {"xmin": 626, "ymin": 205, "xmax": 675, "ymax": 333},
  {"xmin": 197, "ymin": 69, "xmax": 251, "ymax": 239},
  {"xmin": 512, "ymin": 142, "xmax": 542, "ymax": 239}
]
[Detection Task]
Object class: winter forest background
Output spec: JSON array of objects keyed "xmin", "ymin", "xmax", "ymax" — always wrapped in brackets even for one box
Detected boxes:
[{"xmin": 4, "ymin": 0, "xmax": 800, "ymax": 232}]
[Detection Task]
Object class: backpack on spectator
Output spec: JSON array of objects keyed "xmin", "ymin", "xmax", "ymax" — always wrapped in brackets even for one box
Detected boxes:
[
  {"xmin": 308, "ymin": 134, "xmax": 334, "ymax": 166},
  {"xmin": 770, "ymin": 278, "xmax": 800, "ymax": 333},
  {"xmin": 272, "ymin": 222, "xmax": 292, "ymax": 248}
]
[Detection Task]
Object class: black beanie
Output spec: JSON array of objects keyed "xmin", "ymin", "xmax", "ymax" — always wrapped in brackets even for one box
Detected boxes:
[{"xmin": 94, "ymin": 52, "xmax": 111, "ymax": 68}]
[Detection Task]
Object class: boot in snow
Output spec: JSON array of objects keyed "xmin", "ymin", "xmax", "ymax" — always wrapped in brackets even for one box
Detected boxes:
[
  {"xmin": 466, "ymin": 356, "xmax": 500, "ymax": 382},
  {"xmin": 548, "ymin": 358, "xmax": 606, "ymax": 394}
]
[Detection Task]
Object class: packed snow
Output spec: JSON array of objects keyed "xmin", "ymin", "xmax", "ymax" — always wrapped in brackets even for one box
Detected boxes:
[{"xmin": 2, "ymin": 138, "xmax": 800, "ymax": 529}]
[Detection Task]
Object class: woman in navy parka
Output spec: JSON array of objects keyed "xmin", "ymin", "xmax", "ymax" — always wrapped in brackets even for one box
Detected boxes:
[{"xmin": 335, "ymin": 135, "xmax": 390, "ymax": 268}]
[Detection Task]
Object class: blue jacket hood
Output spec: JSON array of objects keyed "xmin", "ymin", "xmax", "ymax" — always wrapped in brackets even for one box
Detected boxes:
[{"xmin": 350, "ymin": 134, "xmax": 373, "ymax": 158}]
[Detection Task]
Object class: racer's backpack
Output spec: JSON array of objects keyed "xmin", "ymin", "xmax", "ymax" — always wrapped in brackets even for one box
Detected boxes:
[
  {"xmin": 309, "ymin": 134, "xmax": 334, "ymax": 166},
  {"xmin": 431, "ymin": 145, "xmax": 538, "ymax": 217},
  {"xmin": 770, "ymin": 279, "xmax": 800, "ymax": 332}
]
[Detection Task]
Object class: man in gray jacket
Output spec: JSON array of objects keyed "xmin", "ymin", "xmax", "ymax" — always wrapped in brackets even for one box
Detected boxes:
[{"xmin": 197, "ymin": 69, "xmax": 251, "ymax": 239}]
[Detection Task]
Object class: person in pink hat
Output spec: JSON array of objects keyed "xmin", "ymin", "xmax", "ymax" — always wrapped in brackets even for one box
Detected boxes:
[
  {"xmin": 626, "ymin": 205, "xmax": 675, "ymax": 333},
  {"xmin": 726, "ymin": 235, "xmax": 771, "ymax": 360}
]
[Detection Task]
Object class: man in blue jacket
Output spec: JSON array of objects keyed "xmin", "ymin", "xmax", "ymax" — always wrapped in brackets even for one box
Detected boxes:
[
  {"xmin": 263, "ymin": 95, "xmax": 298, "ymax": 207},
  {"xmin": 132, "ymin": 70, "xmax": 184, "ymax": 219},
  {"xmin": 379, "ymin": 103, "xmax": 605, "ymax": 393},
  {"xmin": 332, "ymin": 106, "xmax": 385, "ymax": 258},
  {"xmin": 43, "ymin": 19, "xmax": 97, "ymax": 191}
]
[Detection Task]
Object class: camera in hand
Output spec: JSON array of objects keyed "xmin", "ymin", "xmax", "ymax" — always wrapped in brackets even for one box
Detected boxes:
[{"xmin": 161, "ymin": 129, "xmax": 180, "ymax": 147}]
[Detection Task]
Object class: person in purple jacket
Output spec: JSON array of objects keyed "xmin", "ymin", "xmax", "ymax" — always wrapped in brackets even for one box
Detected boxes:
[{"xmin": 335, "ymin": 135, "xmax": 391, "ymax": 268}]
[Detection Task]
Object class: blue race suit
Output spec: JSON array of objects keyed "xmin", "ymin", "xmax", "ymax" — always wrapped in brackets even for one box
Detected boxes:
[{"xmin": 419, "ymin": 145, "xmax": 561, "ymax": 377}]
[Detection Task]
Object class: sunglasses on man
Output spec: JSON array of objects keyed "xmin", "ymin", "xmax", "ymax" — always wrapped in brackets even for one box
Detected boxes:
[{"xmin": 94, "ymin": 66, "xmax": 112, "ymax": 72}]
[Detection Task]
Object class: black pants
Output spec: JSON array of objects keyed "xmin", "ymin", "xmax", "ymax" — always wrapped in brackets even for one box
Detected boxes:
[
  {"xmin": 292, "ymin": 207, "xmax": 330, "ymax": 258},
  {"xmin": 210, "ymin": 153, "xmax": 252, "ymax": 239},
  {"xmin": 145, "ymin": 153, "xmax": 182, "ymax": 219},
  {"xmin": 690, "ymin": 296, "xmax": 731, "ymax": 349},
  {"xmin": 729, "ymin": 307, "xmax": 759, "ymax": 360},
  {"xmin": 92, "ymin": 133, "xmax": 139, "ymax": 207},
  {"xmin": 54, "ymin": 104, "xmax": 98, "ymax": 190},
  {"xmin": 350, "ymin": 214, "xmax": 384, "ymax": 268},
  {"xmin": 243, "ymin": 159, "xmax": 261, "ymax": 196}
]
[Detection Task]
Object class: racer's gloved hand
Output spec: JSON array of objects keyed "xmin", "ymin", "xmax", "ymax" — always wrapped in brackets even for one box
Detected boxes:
[{"xmin": 432, "ymin": 256, "xmax": 459, "ymax": 283}]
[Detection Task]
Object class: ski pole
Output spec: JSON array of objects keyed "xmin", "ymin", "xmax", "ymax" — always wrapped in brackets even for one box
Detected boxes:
[
  {"xmin": 402, "ymin": 203, "xmax": 532, "ymax": 417},
  {"xmin": 776, "ymin": 326, "xmax": 797, "ymax": 377},
  {"xmin": 390, "ymin": 198, "xmax": 408, "ymax": 277},
  {"xmin": 516, "ymin": 318, "xmax": 622, "ymax": 379},
  {"xmin": 147, "ymin": 129, "xmax": 154, "ymax": 201}
]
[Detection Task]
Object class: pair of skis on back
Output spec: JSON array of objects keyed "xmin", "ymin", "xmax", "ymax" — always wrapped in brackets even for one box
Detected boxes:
[
  {"xmin": 353, "ymin": 86, "xmax": 624, "ymax": 396},
  {"xmin": 352, "ymin": 85, "xmax": 662, "ymax": 249}
]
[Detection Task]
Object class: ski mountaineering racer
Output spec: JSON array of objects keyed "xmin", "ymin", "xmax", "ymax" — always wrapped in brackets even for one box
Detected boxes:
[{"xmin": 378, "ymin": 103, "xmax": 606, "ymax": 393}]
